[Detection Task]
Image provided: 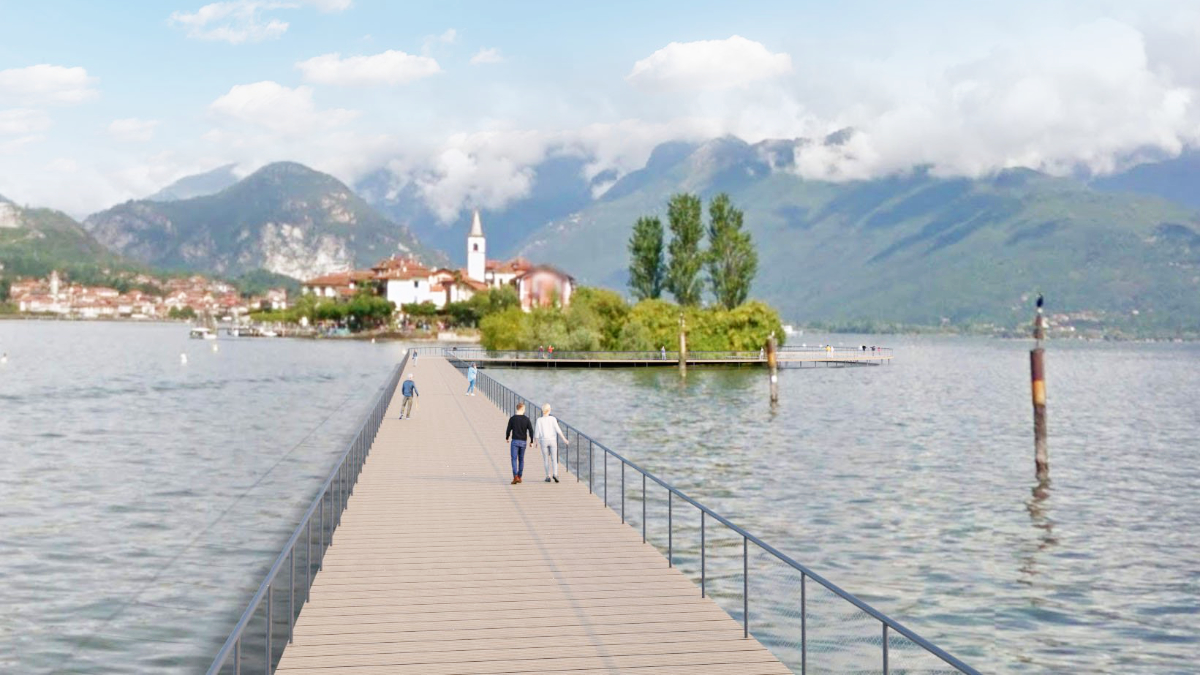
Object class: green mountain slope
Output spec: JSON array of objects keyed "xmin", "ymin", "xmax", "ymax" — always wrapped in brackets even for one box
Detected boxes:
[
  {"xmin": 0, "ymin": 195, "xmax": 119, "ymax": 277},
  {"xmin": 84, "ymin": 162, "xmax": 445, "ymax": 280},
  {"xmin": 519, "ymin": 138, "xmax": 1200, "ymax": 331}
]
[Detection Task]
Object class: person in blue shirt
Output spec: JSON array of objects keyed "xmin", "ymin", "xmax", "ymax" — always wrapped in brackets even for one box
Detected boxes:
[
  {"xmin": 399, "ymin": 373, "xmax": 418, "ymax": 419},
  {"xmin": 466, "ymin": 363, "xmax": 478, "ymax": 396}
]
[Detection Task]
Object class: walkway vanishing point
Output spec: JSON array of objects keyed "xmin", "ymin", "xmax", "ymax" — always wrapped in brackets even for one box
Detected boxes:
[{"xmin": 273, "ymin": 356, "xmax": 792, "ymax": 674}]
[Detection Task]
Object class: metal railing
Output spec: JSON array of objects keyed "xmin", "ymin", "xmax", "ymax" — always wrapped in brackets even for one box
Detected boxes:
[
  {"xmin": 205, "ymin": 356, "xmax": 406, "ymax": 675},
  {"xmin": 447, "ymin": 353, "xmax": 977, "ymax": 674}
]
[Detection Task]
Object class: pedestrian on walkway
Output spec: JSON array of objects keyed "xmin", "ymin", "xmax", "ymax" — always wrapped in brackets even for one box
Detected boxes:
[
  {"xmin": 412, "ymin": 348, "xmax": 419, "ymax": 366},
  {"xmin": 505, "ymin": 402, "xmax": 533, "ymax": 484},
  {"xmin": 399, "ymin": 373, "xmax": 418, "ymax": 419},
  {"xmin": 466, "ymin": 362, "xmax": 477, "ymax": 395},
  {"xmin": 534, "ymin": 403, "xmax": 568, "ymax": 483},
  {"xmin": 661, "ymin": 345, "xmax": 666, "ymax": 360}
]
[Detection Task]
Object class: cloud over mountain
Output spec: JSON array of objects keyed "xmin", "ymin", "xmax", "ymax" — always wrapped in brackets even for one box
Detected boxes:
[{"xmin": 626, "ymin": 36, "xmax": 792, "ymax": 91}]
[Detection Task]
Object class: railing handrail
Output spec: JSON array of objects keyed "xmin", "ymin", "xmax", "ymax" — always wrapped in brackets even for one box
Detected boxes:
[
  {"xmin": 206, "ymin": 357, "xmax": 406, "ymax": 674},
  {"xmin": 445, "ymin": 350, "xmax": 976, "ymax": 675}
]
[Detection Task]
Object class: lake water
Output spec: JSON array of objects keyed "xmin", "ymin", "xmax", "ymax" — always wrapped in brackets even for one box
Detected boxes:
[{"xmin": 2, "ymin": 322, "xmax": 1197, "ymax": 673}]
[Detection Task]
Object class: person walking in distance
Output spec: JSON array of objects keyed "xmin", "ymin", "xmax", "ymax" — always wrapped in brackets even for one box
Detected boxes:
[
  {"xmin": 661, "ymin": 345, "xmax": 666, "ymax": 360},
  {"xmin": 534, "ymin": 403, "xmax": 568, "ymax": 483},
  {"xmin": 466, "ymin": 362, "xmax": 478, "ymax": 396},
  {"xmin": 399, "ymin": 373, "xmax": 418, "ymax": 419},
  {"xmin": 412, "ymin": 348, "xmax": 419, "ymax": 367},
  {"xmin": 505, "ymin": 402, "xmax": 533, "ymax": 484}
]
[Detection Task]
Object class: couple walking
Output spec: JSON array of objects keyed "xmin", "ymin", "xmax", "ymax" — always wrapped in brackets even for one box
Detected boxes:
[{"xmin": 505, "ymin": 402, "xmax": 568, "ymax": 484}]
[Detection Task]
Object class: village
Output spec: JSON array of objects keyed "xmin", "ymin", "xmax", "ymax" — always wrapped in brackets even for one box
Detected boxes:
[
  {"xmin": 2, "ymin": 211, "xmax": 574, "ymax": 328},
  {"xmin": 299, "ymin": 211, "xmax": 574, "ymax": 313},
  {"xmin": 4, "ymin": 270, "xmax": 287, "ymax": 321}
]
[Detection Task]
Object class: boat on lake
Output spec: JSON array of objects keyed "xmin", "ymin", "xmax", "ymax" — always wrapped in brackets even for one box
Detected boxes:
[{"xmin": 189, "ymin": 327, "xmax": 217, "ymax": 340}]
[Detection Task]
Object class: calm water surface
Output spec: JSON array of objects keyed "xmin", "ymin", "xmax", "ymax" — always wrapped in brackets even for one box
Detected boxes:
[
  {"xmin": 1, "ymin": 321, "xmax": 408, "ymax": 674},
  {"xmin": 2, "ymin": 323, "xmax": 1198, "ymax": 673},
  {"xmin": 495, "ymin": 335, "xmax": 1200, "ymax": 674}
]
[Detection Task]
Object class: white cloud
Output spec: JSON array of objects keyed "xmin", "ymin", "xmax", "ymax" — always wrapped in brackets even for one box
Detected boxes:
[
  {"xmin": 0, "ymin": 109, "xmax": 52, "ymax": 135},
  {"xmin": 296, "ymin": 50, "xmax": 441, "ymax": 86},
  {"xmin": 469, "ymin": 48, "xmax": 504, "ymax": 65},
  {"xmin": 0, "ymin": 65, "xmax": 98, "ymax": 105},
  {"xmin": 627, "ymin": 35, "xmax": 792, "ymax": 91},
  {"xmin": 302, "ymin": 0, "xmax": 352, "ymax": 10},
  {"xmin": 209, "ymin": 81, "xmax": 358, "ymax": 135},
  {"xmin": 169, "ymin": 1, "xmax": 290, "ymax": 44},
  {"xmin": 108, "ymin": 118, "xmax": 161, "ymax": 142},
  {"xmin": 789, "ymin": 18, "xmax": 1200, "ymax": 181}
]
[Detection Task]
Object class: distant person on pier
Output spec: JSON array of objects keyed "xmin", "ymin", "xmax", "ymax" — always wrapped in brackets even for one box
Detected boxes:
[
  {"xmin": 466, "ymin": 363, "xmax": 478, "ymax": 396},
  {"xmin": 534, "ymin": 403, "xmax": 568, "ymax": 483},
  {"xmin": 661, "ymin": 346, "xmax": 667, "ymax": 360},
  {"xmin": 399, "ymin": 373, "xmax": 419, "ymax": 420},
  {"xmin": 412, "ymin": 348, "xmax": 419, "ymax": 366},
  {"xmin": 548, "ymin": 345, "xmax": 555, "ymax": 358},
  {"xmin": 539, "ymin": 345, "xmax": 545, "ymax": 358},
  {"xmin": 505, "ymin": 402, "xmax": 533, "ymax": 484}
]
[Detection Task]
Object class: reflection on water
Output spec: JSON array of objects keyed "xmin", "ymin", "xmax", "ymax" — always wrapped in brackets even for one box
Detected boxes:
[
  {"xmin": 496, "ymin": 335, "xmax": 1200, "ymax": 673},
  {"xmin": 0, "ymin": 321, "xmax": 407, "ymax": 674}
]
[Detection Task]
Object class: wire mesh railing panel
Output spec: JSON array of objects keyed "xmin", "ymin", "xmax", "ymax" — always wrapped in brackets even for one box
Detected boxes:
[
  {"xmin": 805, "ymin": 579, "xmax": 887, "ymax": 673},
  {"xmin": 887, "ymin": 632, "xmax": 968, "ymax": 675},
  {"xmin": 747, "ymin": 546, "xmax": 805, "ymax": 669},
  {"xmin": 705, "ymin": 522, "xmax": 748, "ymax": 624}
]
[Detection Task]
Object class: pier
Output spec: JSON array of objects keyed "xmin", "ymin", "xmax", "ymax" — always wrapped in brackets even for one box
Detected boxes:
[
  {"xmin": 207, "ymin": 353, "xmax": 975, "ymax": 675},
  {"xmin": 442, "ymin": 347, "xmax": 893, "ymax": 369}
]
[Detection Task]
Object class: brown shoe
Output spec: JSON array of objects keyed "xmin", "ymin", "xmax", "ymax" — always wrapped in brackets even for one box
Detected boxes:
[
  {"xmin": 511, "ymin": 477, "xmax": 518, "ymax": 485},
  {"xmin": 516, "ymin": 475, "xmax": 523, "ymax": 483}
]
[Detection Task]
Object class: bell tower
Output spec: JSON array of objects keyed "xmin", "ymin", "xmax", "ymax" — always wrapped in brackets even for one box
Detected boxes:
[{"xmin": 467, "ymin": 209, "xmax": 486, "ymax": 283}]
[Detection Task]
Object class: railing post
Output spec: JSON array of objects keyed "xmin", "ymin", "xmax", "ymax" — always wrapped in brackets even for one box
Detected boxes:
[
  {"xmin": 883, "ymin": 624, "xmax": 889, "ymax": 674},
  {"xmin": 234, "ymin": 638, "xmax": 240, "ymax": 675},
  {"xmin": 621, "ymin": 462, "xmax": 625, "ymax": 523},
  {"xmin": 288, "ymin": 548, "xmax": 294, "ymax": 643},
  {"xmin": 701, "ymin": 510, "xmax": 706, "ymax": 597},
  {"xmin": 668, "ymin": 491, "xmax": 673, "ymax": 567},
  {"xmin": 266, "ymin": 582, "xmax": 272, "ymax": 673},
  {"xmin": 306, "ymin": 518, "xmax": 311, "ymax": 599},
  {"xmin": 801, "ymin": 573, "xmax": 807, "ymax": 674},
  {"xmin": 642, "ymin": 474, "xmax": 646, "ymax": 543},
  {"xmin": 318, "ymin": 496, "xmax": 324, "ymax": 570},
  {"xmin": 743, "ymin": 535, "xmax": 748, "ymax": 638},
  {"xmin": 603, "ymin": 449, "xmax": 607, "ymax": 506},
  {"xmin": 588, "ymin": 439, "xmax": 593, "ymax": 494}
]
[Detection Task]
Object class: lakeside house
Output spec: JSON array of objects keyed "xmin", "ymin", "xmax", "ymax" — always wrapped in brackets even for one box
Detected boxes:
[{"xmin": 300, "ymin": 210, "xmax": 575, "ymax": 312}]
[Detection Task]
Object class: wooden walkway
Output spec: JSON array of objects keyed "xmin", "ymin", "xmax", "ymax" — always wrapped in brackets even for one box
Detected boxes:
[{"xmin": 275, "ymin": 356, "xmax": 790, "ymax": 674}]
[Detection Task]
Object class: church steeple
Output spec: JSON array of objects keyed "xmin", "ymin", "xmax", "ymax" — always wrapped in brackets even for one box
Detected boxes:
[
  {"xmin": 467, "ymin": 209, "xmax": 486, "ymax": 283},
  {"xmin": 469, "ymin": 209, "xmax": 484, "ymax": 237}
]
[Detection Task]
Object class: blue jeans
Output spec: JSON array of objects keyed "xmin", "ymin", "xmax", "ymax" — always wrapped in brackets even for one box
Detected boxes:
[
  {"xmin": 467, "ymin": 378, "xmax": 475, "ymax": 393},
  {"xmin": 509, "ymin": 440, "xmax": 526, "ymax": 477}
]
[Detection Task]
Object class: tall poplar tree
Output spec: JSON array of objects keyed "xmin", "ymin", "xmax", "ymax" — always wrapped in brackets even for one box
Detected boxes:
[
  {"xmin": 627, "ymin": 216, "xmax": 665, "ymax": 300},
  {"xmin": 665, "ymin": 193, "xmax": 705, "ymax": 306},
  {"xmin": 706, "ymin": 193, "xmax": 758, "ymax": 309}
]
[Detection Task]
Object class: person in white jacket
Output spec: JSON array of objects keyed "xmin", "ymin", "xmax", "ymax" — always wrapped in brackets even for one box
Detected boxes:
[{"xmin": 534, "ymin": 403, "xmax": 568, "ymax": 483}]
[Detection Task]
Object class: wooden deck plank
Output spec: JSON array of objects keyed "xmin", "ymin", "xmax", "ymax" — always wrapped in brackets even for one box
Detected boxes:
[{"xmin": 275, "ymin": 356, "xmax": 790, "ymax": 674}]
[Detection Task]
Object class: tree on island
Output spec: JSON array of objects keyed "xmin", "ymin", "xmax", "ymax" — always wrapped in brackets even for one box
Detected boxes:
[
  {"xmin": 627, "ymin": 216, "xmax": 665, "ymax": 301},
  {"xmin": 706, "ymin": 193, "xmax": 758, "ymax": 309},
  {"xmin": 665, "ymin": 193, "xmax": 705, "ymax": 306}
]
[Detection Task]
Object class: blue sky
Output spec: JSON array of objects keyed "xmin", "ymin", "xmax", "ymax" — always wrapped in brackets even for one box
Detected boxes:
[{"xmin": 1, "ymin": 0, "xmax": 1199, "ymax": 216}]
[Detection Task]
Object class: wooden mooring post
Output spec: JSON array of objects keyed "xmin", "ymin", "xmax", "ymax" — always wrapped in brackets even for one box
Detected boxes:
[
  {"xmin": 678, "ymin": 313, "xmax": 688, "ymax": 376},
  {"xmin": 1031, "ymin": 295, "xmax": 1048, "ymax": 480},
  {"xmin": 766, "ymin": 332, "xmax": 779, "ymax": 404}
]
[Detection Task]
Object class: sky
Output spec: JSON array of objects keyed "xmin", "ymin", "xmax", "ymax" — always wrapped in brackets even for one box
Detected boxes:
[{"xmin": 1, "ymin": 0, "xmax": 1199, "ymax": 218}]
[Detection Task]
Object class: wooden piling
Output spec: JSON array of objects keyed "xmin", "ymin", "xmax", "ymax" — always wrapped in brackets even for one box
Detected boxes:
[
  {"xmin": 766, "ymin": 333, "xmax": 779, "ymax": 404},
  {"xmin": 678, "ymin": 314, "xmax": 688, "ymax": 376},
  {"xmin": 1031, "ymin": 296, "xmax": 1048, "ymax": 480}
]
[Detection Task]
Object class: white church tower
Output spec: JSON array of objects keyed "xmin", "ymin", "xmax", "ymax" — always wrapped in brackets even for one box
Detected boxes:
[{"xmin": 467, "ymin": 209, "xmax": 486, "ymax": 283}]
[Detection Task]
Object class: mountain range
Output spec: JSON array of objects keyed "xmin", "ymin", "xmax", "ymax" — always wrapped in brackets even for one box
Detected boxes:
[
  {"xmin": 3, "ymin": 137, "xmax": 1199, "ymax": 332},
  {"xmin": 83, "ymin": 162, "xmax": 444, "ymax": 280}
]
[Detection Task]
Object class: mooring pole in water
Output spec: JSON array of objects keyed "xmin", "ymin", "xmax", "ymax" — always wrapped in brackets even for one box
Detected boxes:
[
  {"xmin": 766, "ymin": 332, "xmax": 779, "ymax": 404},
  {"xmin": 678, "ymin": 314, "xmax": 688, "ymax": 376},
  {"xmin": 1031, "ymin": 295, "xmax": 1048, "ymax": 480}
]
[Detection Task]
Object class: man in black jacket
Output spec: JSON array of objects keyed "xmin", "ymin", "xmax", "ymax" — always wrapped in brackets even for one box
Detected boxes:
[{"xmin": 505, "ymin": 402, "xmax": 533, "ymax": 484}]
